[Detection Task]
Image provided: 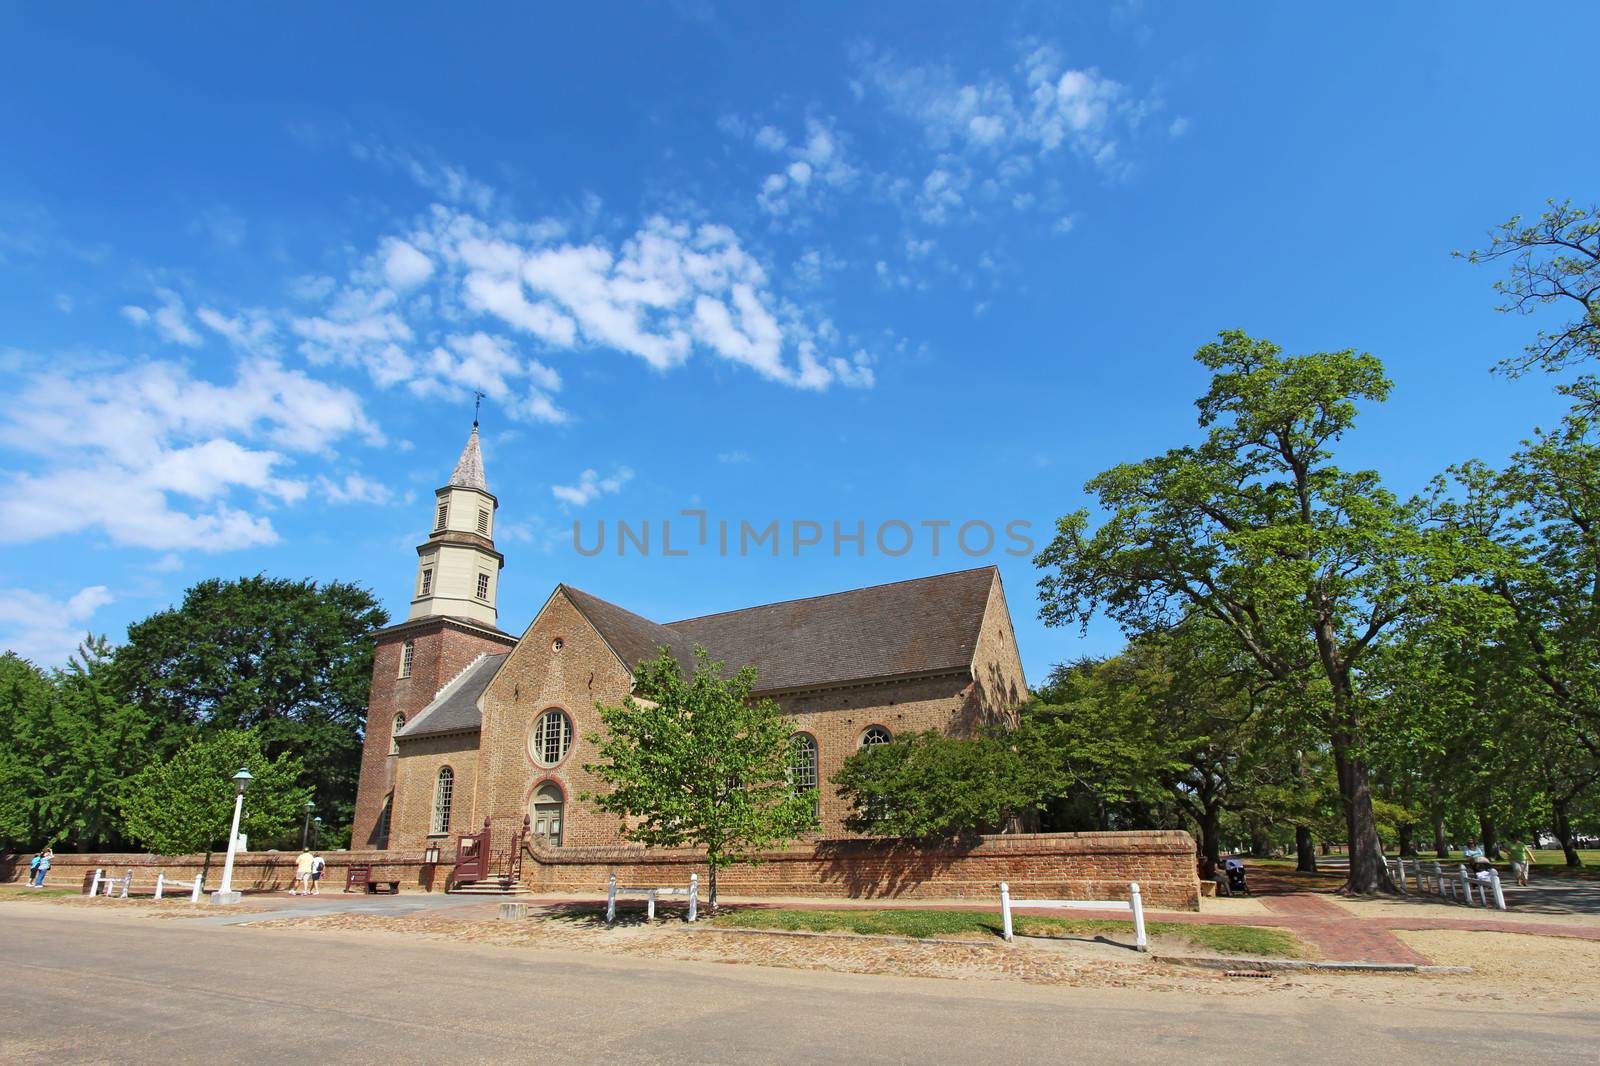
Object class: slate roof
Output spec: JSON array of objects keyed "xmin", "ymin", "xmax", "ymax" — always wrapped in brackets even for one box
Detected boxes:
[
  {"xmin": 448, "ymin": 425, "xmax": 488, "ymax": 492},
  {"xmin": 395, "ymin": 652, "xmax": 508, "ymax": 739},
  {"xmin": 567, "ymin": 566, "xmax": 999, "ymax": 693}
]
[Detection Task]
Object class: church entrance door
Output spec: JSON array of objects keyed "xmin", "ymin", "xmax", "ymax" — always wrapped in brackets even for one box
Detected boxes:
[{"xmin": 531, "ymin": 783, "xmax": 563, "ymax": 847}]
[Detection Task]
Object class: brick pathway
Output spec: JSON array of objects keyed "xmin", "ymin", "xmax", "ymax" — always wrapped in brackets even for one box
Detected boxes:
[{"xmin": 1258, "ymin": 893, "xmax": 1431, "ymax": 964}]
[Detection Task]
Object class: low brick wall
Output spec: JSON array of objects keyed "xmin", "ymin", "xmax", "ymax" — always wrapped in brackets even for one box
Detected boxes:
[
  {"xmin": 0, "ymin": 850, "xmax": 442, "ymax": 894},
  {"xmin": 524, "ymin": 830, "xmax": 1200, "ymax": 910},
  {"xmin": 4, "ymin": 829, "xmax": 1200, "ymax": 910}
]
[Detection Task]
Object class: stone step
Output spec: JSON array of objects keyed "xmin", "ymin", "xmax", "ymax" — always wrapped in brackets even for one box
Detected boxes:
[{"xmin": 447, "ymin": 881, "xmax": 531, "ymax": 896}]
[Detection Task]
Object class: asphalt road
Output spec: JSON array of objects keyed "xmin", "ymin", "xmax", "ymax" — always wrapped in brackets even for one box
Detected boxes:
[{"xmin": 1, "ymin": 907, "xmax": 1594, "ymax": 1065}]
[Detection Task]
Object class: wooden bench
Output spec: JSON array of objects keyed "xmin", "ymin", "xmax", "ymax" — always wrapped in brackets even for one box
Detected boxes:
[{"xmin": 343, "ymin": 864, "xmax": 399, "ymax": 894}]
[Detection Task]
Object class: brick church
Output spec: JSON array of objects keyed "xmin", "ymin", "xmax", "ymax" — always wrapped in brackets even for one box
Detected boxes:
[{"xmin": 349, "ymin": 425, "xmax": 1030, "ymax": 872}]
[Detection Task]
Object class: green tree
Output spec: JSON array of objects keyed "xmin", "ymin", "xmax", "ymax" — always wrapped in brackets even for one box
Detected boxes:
[
  {"xmin": 120, "ymin": 728, "xmax": 309, "ymax": 856},
  {"xmin": 0, "ymin": 639, "xmax": 156, "ymax": 851},
  {"xmin": 831, "ymin": 728, "xmax": 1060, "ymax": 840},
  {"xmin": 1457, "ymin": 200, "xmax": 1600, "ymax": 376},
  {"xmin": 582, "ymin": 647, "xmax": 817, "ymax": 910},
  {"xmin": 1035, "ymin": 331, "xmax": 1470, "ymax": 893},
  {"xmin": 113, "ymin": 576, "xmax": 387, "ymax": 836}
]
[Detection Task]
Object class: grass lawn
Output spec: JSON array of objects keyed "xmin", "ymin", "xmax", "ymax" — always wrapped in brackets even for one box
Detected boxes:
[
  {"xmin": 703, "ymin": 907, "xmax": 1309, "ymax": 958},
  {"xmin": 0, "ymin": 884, "xmax": 80, "ymax": 898}
]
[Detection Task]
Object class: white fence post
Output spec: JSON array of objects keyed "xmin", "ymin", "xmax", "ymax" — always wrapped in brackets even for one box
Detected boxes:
[
  {"xmin": 1129, "ymin": 882, "xmax": 1148, "ymax": 952},
  {"xmin": 688, "ymin": 873, "xmax": 698, "ymax": 922},
  {"xmin": 155, "ymin": 872, "xmax": 166, "ymax": 900},
  {"xmin": 119, "ymin": 871, "xmax": 132, "ymax": 899},
  {"xmin": 999, "ymin": 882, "xmax": 1013, "ymax": 943},
  {"xmin": 1489, "ymin": 868, "xmax": 1506, "ymax": 911},
  {"xmin": 646, "ymin": 888, "xmax": 657, "ymax": 921},
  {"xmin": 606, "ymin": 873, "xmax": 617, "ymax": 925},
  {"xmin": 1458, "ymin": 864, "xmax": 1473, "ymax": 906},
  {"xmin": 88, "ymin": 868, "xmax": 103, "ymax": 896},
  {"xmin": 190, "ymin": 873, "xmax": 203, "ymax": 903}
]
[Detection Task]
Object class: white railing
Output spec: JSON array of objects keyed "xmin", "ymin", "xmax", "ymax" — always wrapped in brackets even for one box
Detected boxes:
[
  {"xmin": 88, "ymin": 868, "xmax": 204, "ymax": 903},
  {"xmin": 606, "ymin": 872, "xmax": 698, "ymax": 923},
  {"xmin": 1392, "ymin": 858, "xmax": 1506, "ymax": 910},
  {"xmin": 998, "ymin": 882, "xmax": 1148, "ymax": 951}
]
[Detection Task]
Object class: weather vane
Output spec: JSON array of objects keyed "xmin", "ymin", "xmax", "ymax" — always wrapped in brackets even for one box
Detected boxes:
[{"xmin": 473, "ymin": 390, "xmax": 485, "ymax": 427}]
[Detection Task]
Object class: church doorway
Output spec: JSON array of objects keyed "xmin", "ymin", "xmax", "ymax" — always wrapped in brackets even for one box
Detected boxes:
[{"xmin": 531, "ymin": 782, "xmax": 564, "ymax": 847}]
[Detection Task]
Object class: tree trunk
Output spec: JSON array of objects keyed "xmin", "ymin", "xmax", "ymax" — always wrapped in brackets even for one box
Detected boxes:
[
  {"xmin": 1397, "ymin": 823, "xmax": 1416, "ymax": 857},
  {"xmin": 1330, "ymin": 727, "xmax": 1394, "ymax": 894},
  {"xmin": 1320, "ymin": 840, "xmax": 1330, "ymax": 856},
  {"xmin": 707, "ymin": 864, "xmax": 719, "ymax": 912},
  {"xmin": 1478, "ymin": 811, "xmax": 1500, "ymax": 859},
  {"xmin": 1432, "ymin": 814, "xmax": 1448, "ymax": 858},
  {"xmin": 1552, "ymin": 799, "xmax": 1583, "ymax": 868},
  {"xmin": 1249, "ymin": 827, "xmax": 1272, "ymax": 858},
  {"xmin": 1295, "ymin": 825, "xmax": 1317, "ymax": 873},
  {"xmin": 1199, "ymin": 806, "xmax": 1221, "ymax": 866}
]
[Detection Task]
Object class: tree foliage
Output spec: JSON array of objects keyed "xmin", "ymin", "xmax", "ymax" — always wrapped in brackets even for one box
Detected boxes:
[
  {"xmin": 831, "ymin": 728, "xmax": 1060, "ymax": 840},
  {"xmin": 112, "ymin": 575, "xmax": 387, "ymax": 834},
  {"xmin": 582, "ymin": 646, "xmax": 817, "ymax": 908},
  {"xmin": 120, "ymin": 728, "xmax": 309, "ymax": 855},
  {"xmin": 1458, "ymin": 200, "xmax": 1600, "ymax": 376},
  {"xmin": 1034, "ymin": 331, "xmax": 1475, "ymax": 892}
]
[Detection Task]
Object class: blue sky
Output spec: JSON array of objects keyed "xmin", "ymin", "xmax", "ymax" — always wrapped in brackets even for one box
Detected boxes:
[{"xmin": 1, "ymin": 3, "xmax": 1593, "ymax": 678}]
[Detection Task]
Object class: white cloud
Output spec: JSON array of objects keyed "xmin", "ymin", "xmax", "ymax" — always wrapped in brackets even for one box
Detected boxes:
[
  {"xmin": 382, "ymin": 238, "xmax": 435, "ymax": 289},
  {"xmin": 315, "ymin": 473, "xmax": 393, "ymax": 505},
  {"xmin": 742, "ymin": 116, "xmax": 859, "ymax": 217},
  {"xmin": 124, "ymin": 289, "xmax": 203, "ymax": 347},
  {"xmin": 552, "ymin": 466, "xmax": 633, "ymax": 507},
  {"xmin": 717, "ymin": 450, "xmax": 752, "ymax": 464},
  {"xmin": 0, "ymin": 584, "xmax": 114, "ymax": 667},
  {"xmin": 1168, "ymin": 116, "xmax": 1191, "ymax": 138},
  {"xmin": 0, "ymin": 355, "xmax": 378, "ymax": 551}
]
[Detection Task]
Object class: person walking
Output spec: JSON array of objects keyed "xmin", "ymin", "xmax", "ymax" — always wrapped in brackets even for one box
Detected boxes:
[
  {"xmin": 28, "ymin": 848, "xmax": 52, "ymax": 887},
  {"xmin": 310, "ymin": 853, "xmax": 326, "ymax": 896},
  {"xmin": 292, "ymin": 849, "xmax": 314, "ymax": 895},
  {"xmin": 1515, "ymin": 839, "xmax": 1537, "ymax": 886}
]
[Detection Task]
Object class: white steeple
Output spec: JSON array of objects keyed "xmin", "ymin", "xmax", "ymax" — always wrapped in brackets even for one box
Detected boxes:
[{"xmin": 407, "ymin": 421, "xmax": 503, "ymax": 626}]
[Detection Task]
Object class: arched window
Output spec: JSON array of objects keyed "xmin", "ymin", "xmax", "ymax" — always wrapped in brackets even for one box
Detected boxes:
[
  {"xmin": 531, "ymin": 782, "xmax": 564, "ymax": 847},
  {"xmin": 787, "ymin": 733, "xmax": 818, "ymax": 791},
  {"xmin": 399, "ymin": 639, "xmax": 415, "ymax": 678},
  {"xmin": 376, "ymin": 793, "xmax": 393, "ymax": 848},
  {"xmin": 431, "ymin": 766, "xmax": 454, "ymax": 834},
  {"xmin": 860, "ymin": 725, "xmax": 893, "ymax": 749},
  {"xmin": 389, "ymin": 713, "xmax": 406, "ymax": 756},
  {"xmin": 532, "ymin": 708, "xmax": 573, "ymax": 766}
]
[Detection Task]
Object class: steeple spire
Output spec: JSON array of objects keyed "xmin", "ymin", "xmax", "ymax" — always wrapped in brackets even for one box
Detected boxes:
[{"xmin": 448, "ymin": 423, "xmax": 487, "ymax": 492}]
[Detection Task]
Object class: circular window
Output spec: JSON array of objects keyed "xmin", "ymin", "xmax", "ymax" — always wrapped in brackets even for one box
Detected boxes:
[
  {"xmin": 532, "ymin": 708, "xmax": 573, "ymax": 766},
  {"xmin": 551, "ymin": 637, "xmax": 565, "ymax": 652},
  {"xmin": 860, "ymin": 725, "xmax": 893, "ymax": 748}
]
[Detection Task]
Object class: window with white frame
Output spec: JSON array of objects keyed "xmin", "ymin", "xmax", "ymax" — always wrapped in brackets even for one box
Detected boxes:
[
  {"xmin": 532, "ymin": 708, "xmax": 573, "ymax": 766},
  {"xmin": 377, "ymin": 793, "xmax": 393, "ymax": 848},
  {"xmin": 477, "ymin": 508, "xmax": 490, "ymax": 535},
  {"xmin": 399, "ymin": 639, "xmax": 415, "ymax": 678},
  {"xmin": 420, "ymin": 568, "xmax": 433, "ymax": 596},
  {"xmin": 389, "ymin": 713, "xmax": 406, "ymax": 755},
  {"xmin": 476, "ymin": 572, "xmax": 491, "ymax": 600},
  {"xmin": 435, "ymin": 501, "xmax": 449, "ymax": 530},
  {"xmin": 788, "ymin": 733, "xmax": 818, "ymax": 790},
  {"xmin": 432, "ymin": 767, "xmax": 454, "ymax": 834},
  {"xmin": 860, "ymin": 725, "xmax": 893, "ymax": 749}
]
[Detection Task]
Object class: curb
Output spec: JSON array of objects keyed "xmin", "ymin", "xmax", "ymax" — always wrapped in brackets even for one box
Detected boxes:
[{"xmin": 1155, "ymin": 953, "xmax": 1473, "ymax": 975}]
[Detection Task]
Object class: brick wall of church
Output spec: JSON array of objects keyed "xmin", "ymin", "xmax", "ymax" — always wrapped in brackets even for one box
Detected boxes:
[
  {"xmin": 388, "ymin": 731, "xmax": 482, "ymax": 854},
  {"xmin": 351, "ymin": 618, "xmax": 514, "ymax": 849}
]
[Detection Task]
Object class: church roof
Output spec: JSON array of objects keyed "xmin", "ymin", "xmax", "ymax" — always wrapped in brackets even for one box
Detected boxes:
[
  {"xmin": 395, "ymin": 651, "xmax": 509, "ymax": 739},
  {"xmin": 447, "ymin": 425, "xmax": 488, "ymax": 492},
  {"xmin": 566, "ymin": 566, "xmax": 999, "ymax": 693}
]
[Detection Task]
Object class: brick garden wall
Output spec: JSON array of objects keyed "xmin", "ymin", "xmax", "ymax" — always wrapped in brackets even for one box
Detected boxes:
[
  {"xmin": 522, "ymin": 829, "xmax": 1200, "ymax": 909},
  {"xmin": 3, "ymin": 830, "xmax": 1199, "ymax": 909}
]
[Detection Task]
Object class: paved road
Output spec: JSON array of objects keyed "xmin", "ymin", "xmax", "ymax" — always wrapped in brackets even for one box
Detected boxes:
[{"xmin": 1, "ymin": 907, "xmax": 1594, "ymax": 1065}]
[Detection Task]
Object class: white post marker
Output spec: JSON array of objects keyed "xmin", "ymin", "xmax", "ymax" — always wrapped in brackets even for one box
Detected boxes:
[
  {"xmin": 190, "ymin": 873, "xmax": 203, "ymax": 903},
  {"xmin": 1489, "ymin": 867, "xmax": 1506, "ymax": 911},
  {"xmin": 646, "ymin": 888, "xmax": 657, "ymax": 921},
  {"xmin": 606, "ymin": 873, "xmax": 617, "ymax": 925},
  {"xmin": 1129, "ymin": 883, "xmax": 1148, "ymax": 952},
  {"xmin": 688, "ymin": 873, "xmax": 698, "ymax": 922},
  {"xmin": 155, "ymin": 872, "xmax": 166, "ymax": 900},
  {"xmin": 1458, "ymin": 864, "xmax": 1474, "ymax": 906},
  {"xmin": 211, "ymin": 766, "xmax": 253, "ymax": 905},
  {"xmin": 119, "ymin": 871, "xmax": 132, "ymax": 899},
  {"xmin": 89, "ymin": 868, "xmax": 103, "ymax": 896},
  {"xmin": 999, "ymin": 882, "xmax": 1013, "ymax": 942}
]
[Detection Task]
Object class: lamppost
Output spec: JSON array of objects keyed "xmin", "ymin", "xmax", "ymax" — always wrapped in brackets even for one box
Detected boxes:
[
  {"xmin": 301, "ymin": 800, "xmax": 316, "ymax": 849},
  {"xmin": 312, "ymin": 816, "xmax": 323, "ymax": 850},
  {"xmin": 210, "ymin": 767, "xmax": 253, "ymax": 905}
]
